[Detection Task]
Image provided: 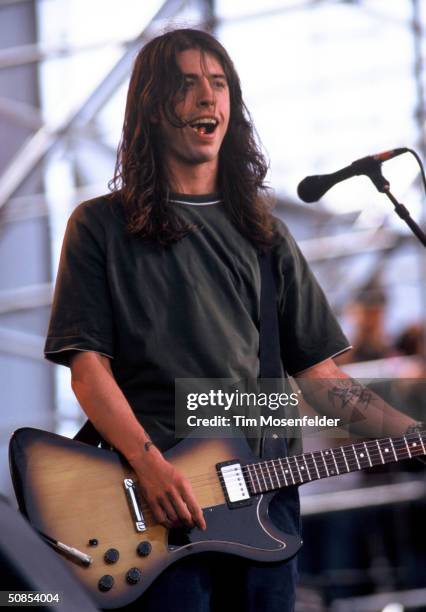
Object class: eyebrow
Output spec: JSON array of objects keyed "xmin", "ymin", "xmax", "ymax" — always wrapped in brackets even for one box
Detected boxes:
[{"xmin": 183, "ymin": 72, "xmax": 227, "ymax": 80}]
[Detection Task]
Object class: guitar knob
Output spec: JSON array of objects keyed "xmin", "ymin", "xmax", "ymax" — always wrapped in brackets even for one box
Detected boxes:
[
  {"xmin": 137, "ymin": 541, "xmax": 152, "ymax": 557},
  {"xmin": 104, "ymin": 548, "xmax": 120, "ymax": 564},
  {"xmin": 98, "ymin": 575, "xmax": 114, "ymax": 591},
  {"xmin": 126, "ymin": 568, "xmax": 142, "ymax": 585}
]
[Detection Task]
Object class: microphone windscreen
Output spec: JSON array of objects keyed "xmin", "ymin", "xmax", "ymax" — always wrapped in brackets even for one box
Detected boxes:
[{"xmin": 297, "ymin": 175, "xmax": 334, "ymax": 203}]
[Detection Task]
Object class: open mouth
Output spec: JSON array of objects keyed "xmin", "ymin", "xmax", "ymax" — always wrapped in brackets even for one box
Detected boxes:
[{"xmin": 189, "ymin": 117, "xmax": 218, "ymax": 135}]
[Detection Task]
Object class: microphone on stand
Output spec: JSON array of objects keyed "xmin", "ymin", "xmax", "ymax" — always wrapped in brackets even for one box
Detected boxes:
[{"xmin": 297, "ymin": 147, "xmax": 408, "ymax": 203}]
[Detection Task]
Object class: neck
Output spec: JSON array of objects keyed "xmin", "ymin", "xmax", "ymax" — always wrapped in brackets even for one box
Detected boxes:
[
  {"xmin": 242, "ymin": 430, "xmax": 426, "ymax": 495},
  {"xmin": 165, "ymin": 158, "xmax": 219, "ymax": 194}
]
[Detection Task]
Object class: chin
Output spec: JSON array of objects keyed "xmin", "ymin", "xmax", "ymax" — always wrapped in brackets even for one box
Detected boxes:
[{"xmin": 186, "ymin": 151, "xmax": 218, "ymax": 165}]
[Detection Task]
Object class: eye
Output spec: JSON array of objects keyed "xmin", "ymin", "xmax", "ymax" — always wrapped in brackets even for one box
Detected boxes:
[
  {"xmin": 213, "ymin": 79, "xmax": 226, "ymax": 89},
  {"xmin": 182, "ymin": 77, "xmax": 195, "ymax": 90}
]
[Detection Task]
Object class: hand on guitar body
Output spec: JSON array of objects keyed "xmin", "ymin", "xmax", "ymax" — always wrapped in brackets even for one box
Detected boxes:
[
  {"xmin": 70, "ymin": 351, "xmax": 206, "ymax": 532},
  {"xmin": 127, "ymin": 443, "xmax": 207, "ymax": 531}
]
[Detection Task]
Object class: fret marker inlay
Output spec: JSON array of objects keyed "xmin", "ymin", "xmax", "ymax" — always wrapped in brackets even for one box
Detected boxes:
[{"xmin": 243, "ymin": 431, "xmax": 425, "ymax": 498}]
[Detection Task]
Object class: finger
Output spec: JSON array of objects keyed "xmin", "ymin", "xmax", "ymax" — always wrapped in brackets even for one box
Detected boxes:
[
  {"xmin": 159, "ymin": 496, "xmax": 180, "ymax": 526},
  {"xmin": 181, "ymin": 488, "xmax": 206, "ymax": 530},
  {"xmin": 150, "ymin": 501, "xmax": 174, "ymax": 529},
  {"xmin": 168, "ymin": 493, "xmax": 194, "ymax": 528}
]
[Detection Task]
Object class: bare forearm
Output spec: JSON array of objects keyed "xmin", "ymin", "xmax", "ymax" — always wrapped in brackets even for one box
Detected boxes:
[
  {"xmin": 70, "ymin": 352, "xmax": 150, "ymax": 465},
  {"xmin": 70, "ymin": 351, "xmax": 206, "ymax": 530},
  {"xmin": 295, "ymin": 359, "xmax": 416, "ymax": 437}
]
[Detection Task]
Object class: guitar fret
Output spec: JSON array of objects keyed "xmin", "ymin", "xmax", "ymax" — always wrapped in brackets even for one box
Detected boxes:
[
  {"xmin": 265, "ymin": 461, "xmax": 274, "ymax": 489},
  {"xmin": 278, "ymin": 458, "xmax": 289, "ymax": 486},
  {"xmin": 296, "ymin": 456, "xmax": 307, "ymax": 482},
  {"xmin": 271, "ymin": 460, "xmax": 281, "ymax": 487},
  {"xmin": 303, "ymin": 453, "xmax": 316, "ymax": 481},
  {"xmin": 330, "ymin": 449, "xmax": 339, "ymax": 474},
  {"xmin": 356, "ymin": 443, "xmax": 371, "ymax": 469},
  {"xmin": 285, "ymin": 457, "xmax": 296, "ymax": 485},
  {"xmin": 309, "ymin": 452, "xmax": 321, "ymax": 480},
  {"xmin": 379, "ymin": 438, "xmax": 393, "ymax": 463},
  {"xmin": 340, "ymin": 446, "xmax": 351, "ymax": 472},
  {"xmin": 404, "ymin": 436, "xmax": 412, "ymax": 459},
  {"xmin": 290, "ymin": 456, "xmax": 303, "ymax": 483},
  {"xmin": 375, "ymin": 439, "xmax": 385, "ymax": 464},
  {"xmin": 252, "ymin": 463, "xmax": 262, "ymax": 493},
  {"xmin": 245, "ymin": 464, "xmax": 256, "ymax": 493},
  {"xmin": 320, "ymin": 450, "xmax": 330, "ymax": 477},
  {"xmin": 302, "ymin": 455, "xmax": 312, "ymax": 481},
  {"xmin": 269, "ymin": 460, "xmax": 280, "ymax": 488},
  {"xmin": 351, "ymin": 444, "xmax": 361, "ymax": 470},
  {"xmin": 363, "ymin": 442, "xmax": 373, "ymax": 467},
  {"xmin": 389, "ymin": 438, "xmax": 398, "ymax": 462},
  {"xmin": 411, "ymin": 436, "xmax": 422, "ymax": 455},
  {"xmin": 243, "ymin": 432, "xmax": 426, "ymax": 495},
  {"xmin": 259, "ymin": 464, "xmax": 268, "ymax": 490},
  {"xmin": 323, "ymin": 449, "xmax": 338, "ymax": 476}
]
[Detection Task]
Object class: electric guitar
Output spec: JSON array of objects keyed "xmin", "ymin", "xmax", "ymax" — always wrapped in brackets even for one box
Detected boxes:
[{"xmin": 9, "ymin": 427, "xmax": 426, "ymax": 609}]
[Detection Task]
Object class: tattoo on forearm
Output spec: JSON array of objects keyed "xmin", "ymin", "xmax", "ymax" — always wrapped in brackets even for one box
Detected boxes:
[{"xmin": 328, "ymin": 379, "xmax": 372, "ymax": 413}]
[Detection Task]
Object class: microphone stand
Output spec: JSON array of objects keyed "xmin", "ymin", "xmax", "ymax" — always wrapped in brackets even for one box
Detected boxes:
[{"xmin": 367, "ymin": 164, "xmax": 426, "ymax": 248}]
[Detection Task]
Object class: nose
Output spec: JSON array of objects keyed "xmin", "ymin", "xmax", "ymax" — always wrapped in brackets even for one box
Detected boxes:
[{"xmin": 197, "ymin": 77, "xmax": 215, "ymax": 108}]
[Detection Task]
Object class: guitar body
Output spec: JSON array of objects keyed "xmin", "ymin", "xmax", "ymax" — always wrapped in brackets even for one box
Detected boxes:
[{"xmin": 9, "ymin": 428, "xmax": 302, "ymax": 609}]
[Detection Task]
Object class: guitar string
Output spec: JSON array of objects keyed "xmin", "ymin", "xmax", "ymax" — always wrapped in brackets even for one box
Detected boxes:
[
  {"xmin": 135, "ymin": 445, "xmax": 418, "ymax": 522},
  {"xmin": 132, "ymin": 434, "xmax": 425, "ymax": 522},
  {"xmin": 239, "ymin": 436, "xmax": 425, "ymax": 491},
  {"xmin": 167, "ymin": 434, "xmax": 426, "ymax": 493},
  {"xmin": 156, "ymin": 433, "xmax": 426, "ymax": 493},
  {"xmin": 241, "ymin": 439, "xmax": 424, "ymax": 482},
  {"xmin": 184, "ymin": 432, "xmax": 425, "ymax": 486},
  {"xmin": 131, "ymin": 433, "xmax": 426, "ymax": 515},
  {"xmin": 134, "ymin": 445, "xmax": 425, "ymax": 516}
]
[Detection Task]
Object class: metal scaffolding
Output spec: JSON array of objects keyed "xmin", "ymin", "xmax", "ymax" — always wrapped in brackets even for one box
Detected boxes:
[{"xmin": 0, "ymin": 1, "xmax": 425, "ymax": 608}]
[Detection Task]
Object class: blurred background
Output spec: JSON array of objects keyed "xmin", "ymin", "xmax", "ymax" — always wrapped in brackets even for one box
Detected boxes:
[{"xmin": 0, "ymin": 0, "xmax": 425, "ymax": 610}]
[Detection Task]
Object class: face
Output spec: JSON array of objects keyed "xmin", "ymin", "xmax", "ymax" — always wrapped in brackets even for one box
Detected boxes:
[{"xmin": 158, "ymin": 48, "xmax": 231, "ymax": 175}]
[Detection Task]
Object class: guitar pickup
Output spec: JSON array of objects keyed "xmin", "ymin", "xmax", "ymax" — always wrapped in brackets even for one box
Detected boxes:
[
  {"xmin": 124, "ymin": 478, "xmax": 146, "ymax": 532},
  {"xmin": 216, "ymin": 460, "xmax": 252, "ymax": 508}
]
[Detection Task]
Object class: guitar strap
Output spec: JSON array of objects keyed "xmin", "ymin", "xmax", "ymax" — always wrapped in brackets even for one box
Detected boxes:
[
  {"xmin": 258, "ymin": 250, "xmax": 282, "ymax": 380},
  {"xmin": 74, "ymin": 249, "xmax": 287, "ymax": 454},
  {"xmin": 258, "ymin": 250, "xmax": 289, "ymax": 460}
]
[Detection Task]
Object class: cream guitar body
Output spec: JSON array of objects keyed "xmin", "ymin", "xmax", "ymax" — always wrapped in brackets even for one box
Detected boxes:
[{"xmin": 10, "ymin": 428, "xmax": 302, "ymax": 608}]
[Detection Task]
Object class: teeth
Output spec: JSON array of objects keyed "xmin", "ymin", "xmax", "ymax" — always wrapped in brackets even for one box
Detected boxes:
[{"xmin": 190, "ymin": 118, "xmax": 217, "ymax": 127}]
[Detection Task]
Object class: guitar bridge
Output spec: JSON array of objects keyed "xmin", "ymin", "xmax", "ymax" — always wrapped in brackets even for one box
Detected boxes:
[
  {"xmin": 124, "ymin": 478, "xmax": 146, "ymax": 532},
  {"xmin": 216, "ymin": 460, "xmax": 252, "ymax": 509}
]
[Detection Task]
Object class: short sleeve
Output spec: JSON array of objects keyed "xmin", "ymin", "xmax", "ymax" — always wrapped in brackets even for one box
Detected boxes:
[
  {"xmin": 274, "ymin": 220, "xmax": 351, "ymax": 375},
  {"xmin": 44, "ymin": 202, "xmax": 114, "ymax": 367}
]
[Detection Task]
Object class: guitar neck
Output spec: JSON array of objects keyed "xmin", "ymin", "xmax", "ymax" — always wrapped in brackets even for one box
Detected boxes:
[{"xmin": 243, "ymin": 430, "xmax": 426, "ymax": 494}]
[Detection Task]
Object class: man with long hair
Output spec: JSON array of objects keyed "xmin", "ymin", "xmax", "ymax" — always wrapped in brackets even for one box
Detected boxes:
[{"xmin": 45, "ymin": 28, "xmax": 419, "ymax": 611}]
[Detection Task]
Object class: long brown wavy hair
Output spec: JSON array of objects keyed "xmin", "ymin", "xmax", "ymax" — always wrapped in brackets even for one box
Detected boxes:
[{"xmin": 109, "ymin": 28, "xmax": 276, "ymax": 248}]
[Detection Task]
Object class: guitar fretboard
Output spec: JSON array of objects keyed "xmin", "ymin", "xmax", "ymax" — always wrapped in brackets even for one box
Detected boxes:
[{"xmin": 242, "ymin": 431, "xmax": 426, "ymax": 495}]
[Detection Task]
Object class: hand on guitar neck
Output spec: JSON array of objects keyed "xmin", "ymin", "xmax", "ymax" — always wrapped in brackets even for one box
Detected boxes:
[{"xmin": 70, "ymin": 351, "xmax": 206, "ymax": 532}]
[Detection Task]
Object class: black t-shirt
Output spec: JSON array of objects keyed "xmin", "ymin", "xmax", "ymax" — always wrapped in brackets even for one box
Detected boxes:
[{"xmin": 44, "ymin": 193, "xmax": 350, "ymax": 447}]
